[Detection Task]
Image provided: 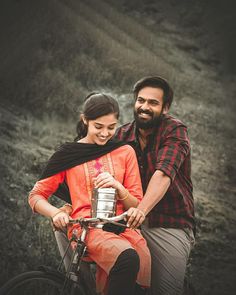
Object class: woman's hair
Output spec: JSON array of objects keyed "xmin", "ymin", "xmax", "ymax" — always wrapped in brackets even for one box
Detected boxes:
[{"xmin": 75, "ymin": 92, "xmax": 119, "ymax": 141}]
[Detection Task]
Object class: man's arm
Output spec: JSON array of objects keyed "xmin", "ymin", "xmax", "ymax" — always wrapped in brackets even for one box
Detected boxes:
[
  {"xmin": 127, "ymin": 170, "xmax": 170, "ymax": 228},
  {"xmin": 125, "ymin": 121, "xmax": 190, "ymax": 228}
]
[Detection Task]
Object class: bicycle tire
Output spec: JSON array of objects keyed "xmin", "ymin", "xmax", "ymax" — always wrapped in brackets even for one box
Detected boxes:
[{"xmin": 0, "ymin": 270, "xmax": 87, "ymax": 295}]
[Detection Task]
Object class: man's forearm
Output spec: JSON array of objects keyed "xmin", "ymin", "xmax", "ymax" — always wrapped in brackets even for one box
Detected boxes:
[{"xmin": 138, "ymin": 170, "xmax": 171, "ymax": 215}]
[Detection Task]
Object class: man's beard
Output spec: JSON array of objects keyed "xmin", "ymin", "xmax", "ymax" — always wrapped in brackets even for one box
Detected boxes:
[{"xmin": 134, "ymin": 109, "xmax": 163, "ymax": 130}]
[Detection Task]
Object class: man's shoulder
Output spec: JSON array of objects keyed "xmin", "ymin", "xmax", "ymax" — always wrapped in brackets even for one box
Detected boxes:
[
  {"xmin": 115, "ymin": 121, "xmax": 135, "ymax": 140},
  {"xmin": 117, "ymin": 121, "xmax": 134, "ymax": 132},
  {"xmin": 162, "ymin": 114, "xmax": 187, "ymax": 129}
]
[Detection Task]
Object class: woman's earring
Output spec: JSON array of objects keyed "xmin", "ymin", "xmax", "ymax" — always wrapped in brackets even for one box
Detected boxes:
[{"xmin": 81, "ymin": 115, "xmax": 87, "ymax": 125}]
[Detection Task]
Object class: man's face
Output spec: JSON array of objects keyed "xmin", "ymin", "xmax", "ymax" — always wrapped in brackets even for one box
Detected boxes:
[{"xmin": 134, "ymin": 86, "xmax": 168, "ymax": 130}]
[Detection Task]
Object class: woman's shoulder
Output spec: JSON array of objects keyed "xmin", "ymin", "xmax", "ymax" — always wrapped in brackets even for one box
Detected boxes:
[{"xmin": 112, "ymin": 144, "xmax": 135, "ymax": 155}]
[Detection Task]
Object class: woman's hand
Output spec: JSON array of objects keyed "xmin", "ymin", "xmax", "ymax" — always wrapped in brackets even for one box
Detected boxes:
[
  {"xmin": 51, "ymin": 210, "xmax": 70, "ymax": 229},
  {"xmin": 126, "ymin": 207, "xmax": 146, "ymax": 229},
  {"xmin": 94, "ymin": 172, "xmax": 119, "ymax": 189},
  {"xmin": 59, "ymin": 203, "xmax": 73, "ymax": 215}
]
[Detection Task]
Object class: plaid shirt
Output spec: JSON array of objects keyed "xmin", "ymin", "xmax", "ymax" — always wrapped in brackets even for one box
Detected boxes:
[{"xmin": 115, "ymin": 114, "xmax": 195, "ymax": 229}]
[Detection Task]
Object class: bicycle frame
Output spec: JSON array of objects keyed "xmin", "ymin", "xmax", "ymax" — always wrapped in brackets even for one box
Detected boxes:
[{"xmin": 56, "ymin": 213, "xmax": 128, "ymax": 294}]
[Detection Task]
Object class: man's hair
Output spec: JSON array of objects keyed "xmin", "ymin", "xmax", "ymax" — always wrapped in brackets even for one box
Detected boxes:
[{"xmin": 133, "ymin": 76, "xmax": 174, "ymax": 109}]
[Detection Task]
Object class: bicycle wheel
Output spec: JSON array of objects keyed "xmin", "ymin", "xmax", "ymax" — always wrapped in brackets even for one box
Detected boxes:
[{"xmin": 0, "ymin": 270, "xmax": 87, "ymax": 295}]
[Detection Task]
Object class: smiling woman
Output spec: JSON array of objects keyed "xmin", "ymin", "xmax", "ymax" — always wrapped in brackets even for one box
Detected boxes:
[
  {"xmin": 28, "ymin": 92, "xmax": 151, "ymax": 295},
  {"xmin": 74, "ymin": 93, "xmax": 120, "ymax": 143},
  {"xmin": 79, "ymin": 113, "xmax": 118, "ymax": 145}
]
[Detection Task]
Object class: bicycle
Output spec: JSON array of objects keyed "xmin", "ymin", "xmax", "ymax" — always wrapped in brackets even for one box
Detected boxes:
[
  {"xmin": 0, "ymin": 212, "xmax": 128, "ymax": 295},
  {"xmin": 0, "ymin": 212, "xmax": 196, "ymax": 295}
]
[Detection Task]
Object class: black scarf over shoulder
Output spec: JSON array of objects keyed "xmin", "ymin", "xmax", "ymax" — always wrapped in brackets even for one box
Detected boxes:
[{"xmin": 39, "ymin": 139, "xmax": 126, "ymax": 203}]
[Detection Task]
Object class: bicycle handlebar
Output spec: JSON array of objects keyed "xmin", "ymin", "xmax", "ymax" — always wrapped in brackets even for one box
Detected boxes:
[{"xmin": 69, "ymin": 211, "xmax": 128, "ymax": 228}]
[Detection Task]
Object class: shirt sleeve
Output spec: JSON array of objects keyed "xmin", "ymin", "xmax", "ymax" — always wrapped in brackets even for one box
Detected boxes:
[
  {"xmin": 123, "ymin": 145, "xmax": 143, "ymax": 202},
  {"xmin": 28, "ymin": 171, "xmax": 66, "ymax": 211},
  {"xmin": 155, "ymin": 125, "xmax": 190, "ymax": 182}
]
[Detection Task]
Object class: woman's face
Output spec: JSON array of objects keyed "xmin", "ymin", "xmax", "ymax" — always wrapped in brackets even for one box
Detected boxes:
[{"xmin": 84, "ymin": 113, "xmax": 118, "ymax": 145}]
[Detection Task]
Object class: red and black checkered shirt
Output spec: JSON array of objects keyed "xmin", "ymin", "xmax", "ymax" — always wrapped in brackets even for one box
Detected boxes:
[{"xmin": 115, "ymin": 114, "xmax": 195, "ymax": 230}]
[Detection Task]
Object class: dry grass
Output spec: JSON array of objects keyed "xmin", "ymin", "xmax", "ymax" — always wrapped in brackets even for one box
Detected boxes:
[{"xmin": 0, "ymin": 0, "xmax": 235, "ymax": 294}]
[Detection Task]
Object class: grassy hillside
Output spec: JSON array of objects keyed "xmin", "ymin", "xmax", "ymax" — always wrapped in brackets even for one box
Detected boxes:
[{"xmin": 0, "ymin": 0, "xmax": 235, "ymax": 294}]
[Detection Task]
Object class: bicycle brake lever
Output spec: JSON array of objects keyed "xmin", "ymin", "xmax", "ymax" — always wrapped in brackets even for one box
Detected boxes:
[{"xmin": 106, "ymin": 211, "xmax": 128, "ymax": 222}]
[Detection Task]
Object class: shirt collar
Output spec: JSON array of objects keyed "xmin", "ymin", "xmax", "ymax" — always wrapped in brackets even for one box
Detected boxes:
[
  {"xmin": 124, "ymin": 115, "xmax": 167, "ymax": 144},
  {"xmin": 123, "ymin": 120, "xmax": 138, "ymax": 143}
]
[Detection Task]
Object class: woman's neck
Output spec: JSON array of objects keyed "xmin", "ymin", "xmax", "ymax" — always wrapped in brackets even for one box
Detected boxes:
[{"xmin": 77, "ymin": 137, "xmax": 90, "ymax": 143}]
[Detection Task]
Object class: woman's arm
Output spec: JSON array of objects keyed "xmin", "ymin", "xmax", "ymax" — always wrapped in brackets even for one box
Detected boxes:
[
  {"xmin": 34, "ymin": 199, "xmax": 70, "ymax": 229},
  {"xmin": 59, "ymin": 203, "xmax": 73, "ymax": 215},
  {"xmin": 28, "ymin": 172, "xmax": 70, "ymax": 229},
  {"xmin": 94, "ymin": 146, "xmax": 143, "ymax": 210},
  {"xmin": 94, "ymin": 172, "xmax": 139, "ymax": 210}
]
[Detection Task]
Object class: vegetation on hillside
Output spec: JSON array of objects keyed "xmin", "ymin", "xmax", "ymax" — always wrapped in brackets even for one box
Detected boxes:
[{"xmin": 0, "ymin": 0, "xmax": 235, "ymax": 294}]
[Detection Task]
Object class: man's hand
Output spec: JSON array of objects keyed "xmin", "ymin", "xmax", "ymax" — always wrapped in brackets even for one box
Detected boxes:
[{"xmin": 126, "ymin": 207, "xmax": 146, "ymax": 229}]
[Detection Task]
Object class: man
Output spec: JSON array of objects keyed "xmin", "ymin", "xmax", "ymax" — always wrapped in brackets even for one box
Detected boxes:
[{"xmin": 115, "ymin": 76, "xmax": 195, "ymax": 295}]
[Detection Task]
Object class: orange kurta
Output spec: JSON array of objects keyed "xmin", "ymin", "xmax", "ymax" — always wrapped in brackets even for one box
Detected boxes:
[{"xmin": 29, "ymin": 144, "xmax": 151, "ymax": 292}]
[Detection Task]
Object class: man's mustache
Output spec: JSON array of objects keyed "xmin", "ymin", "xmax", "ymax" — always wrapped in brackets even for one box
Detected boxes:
[{"xmin": 137, "ymin": 109, "xmax": 153, "ymax": 116}]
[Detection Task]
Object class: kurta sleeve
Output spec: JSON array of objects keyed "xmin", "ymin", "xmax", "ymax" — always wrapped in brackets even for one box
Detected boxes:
[
  {"xmin": 28, "ymin": 171, "xmax": 66, "ymax": 211},
  {"xmin": 122, "ymin": 145, "xmax": 143, "ymax": 202}
]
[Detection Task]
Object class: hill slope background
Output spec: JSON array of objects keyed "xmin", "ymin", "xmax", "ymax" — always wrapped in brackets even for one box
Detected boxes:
[{"xmin": 0, "ymin": 0, "xmax": 235, "ymax": 294}]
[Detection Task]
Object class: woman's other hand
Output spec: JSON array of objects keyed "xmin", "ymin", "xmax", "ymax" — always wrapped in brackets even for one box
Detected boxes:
[{"xmin": 94, "ymin": 172, "xmax": 119, "ymax": 189}]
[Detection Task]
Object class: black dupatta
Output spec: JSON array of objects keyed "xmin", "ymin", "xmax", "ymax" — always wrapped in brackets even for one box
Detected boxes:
[{"xmin": 39, "ymin": 140, "xmax": 127, "ymax": 203}]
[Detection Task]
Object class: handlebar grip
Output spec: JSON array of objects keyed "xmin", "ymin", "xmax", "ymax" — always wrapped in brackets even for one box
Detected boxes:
[{"xmin": 69, "ymin": 211, "xmax": 128, "ymax": 226}]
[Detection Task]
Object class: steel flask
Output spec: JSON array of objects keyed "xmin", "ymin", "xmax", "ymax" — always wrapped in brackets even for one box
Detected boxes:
[{"xmin": 91, "ymin": 187, "xmax": 117, "ymax": 218}]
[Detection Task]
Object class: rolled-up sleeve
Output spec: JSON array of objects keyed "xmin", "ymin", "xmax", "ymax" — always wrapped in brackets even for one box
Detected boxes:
[
  {"xmin": 28, "ymin": 171, "xmax": 65, "ymax": 211},
  {"xmin": 155, "ymin": 125, "xmax": 190, "ymax": 182}
]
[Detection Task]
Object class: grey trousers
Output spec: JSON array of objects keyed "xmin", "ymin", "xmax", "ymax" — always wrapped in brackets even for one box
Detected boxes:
[{"xmin": 141, "ymin": 225, "xmax": 195, "ymax": 295}]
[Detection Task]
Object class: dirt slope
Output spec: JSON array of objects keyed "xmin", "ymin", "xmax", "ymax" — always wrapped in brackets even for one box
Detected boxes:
[{"xmin": 0, "ymin": 0, "xmax": 235, "ymax": 294}]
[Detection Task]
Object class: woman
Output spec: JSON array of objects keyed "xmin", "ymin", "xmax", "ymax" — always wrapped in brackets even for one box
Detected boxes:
[{"xmin": 28, "ymin": 93, "xmax": 150, "ymax": 295}]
